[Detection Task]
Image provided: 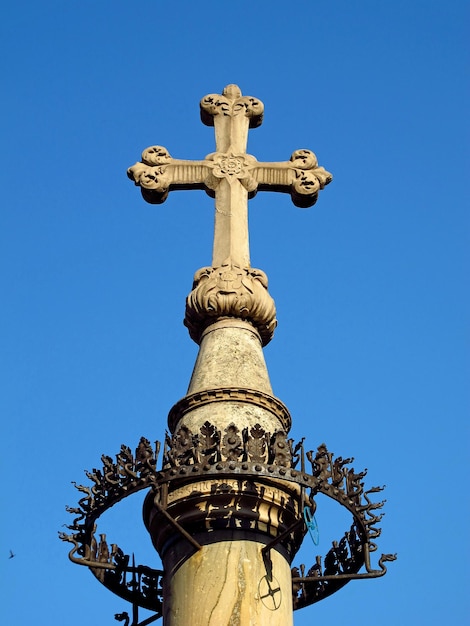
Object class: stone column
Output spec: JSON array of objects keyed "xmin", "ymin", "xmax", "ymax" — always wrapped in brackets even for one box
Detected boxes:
[
  {"xmin": 143, "ymin": 286, "xmax": 301, "ymax": 624},
  {"xmin": 163, "ymin": 540, "xmax": 293, "ymax": 625}
]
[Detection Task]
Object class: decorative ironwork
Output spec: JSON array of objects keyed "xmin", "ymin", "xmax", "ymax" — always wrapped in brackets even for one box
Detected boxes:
[
  {"xmin": 59, "ymin": 438, "xmax": 164, "ymax": 618},
  {"xmin": 64, "ymin": 85, "xmax": 392, "ymax": 621},
  {"xmin": 60, "ymin": 426, "xmax": 395, "ymax": 617}
]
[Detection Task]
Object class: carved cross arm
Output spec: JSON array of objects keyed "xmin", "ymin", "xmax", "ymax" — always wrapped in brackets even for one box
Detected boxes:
[
  {"xmin": 127, "ymin": 146, "xmax": 210, "ymax": 205},
  {"xmin": 252, "ymin": 149, "xmax": 333, "ymax": 208},
  {"xmin": 128, "ymin": 145, "xmax": 332, "ymax": 208}
]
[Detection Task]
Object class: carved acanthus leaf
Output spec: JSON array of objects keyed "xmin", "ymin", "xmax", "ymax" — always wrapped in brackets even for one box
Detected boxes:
[{"xmin": 184, "ymin": 261, "xmax": 277, "ymax": 346}]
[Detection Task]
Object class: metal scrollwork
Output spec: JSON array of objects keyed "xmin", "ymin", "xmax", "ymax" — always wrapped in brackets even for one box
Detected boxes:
[
  {"xmin": 290, "ymin": 442, "xmax": 397, "ymax": 608},
  {"xmin": 59, "ymin": 437, "xmax": 164, "ymax": 619},
  {"xmin": 61, "ymin": 427, "xmax": 395, "ymax": 618}
]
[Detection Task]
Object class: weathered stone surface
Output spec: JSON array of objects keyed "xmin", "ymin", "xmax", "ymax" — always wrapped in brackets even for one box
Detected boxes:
[
  {"xmin": 169, "ymin": 319, "xmax": 290, "ymax": 435},
  {"xmin": 163, "ymin": 541, "xmax": 294, "ymax": 626},
  {"xmin": 188, "ymin": 320, "xmax": 272, "ymax": 394}
]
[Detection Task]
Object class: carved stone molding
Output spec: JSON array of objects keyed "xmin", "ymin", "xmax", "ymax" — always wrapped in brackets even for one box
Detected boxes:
[
  {"xmin": 184, "ymin": 261, "xmax": 277, "ymax": 346},
  {"xmin": 145, "ymin": 475, "xmax": 304, "ymax": 568},
  {"xmin": 168, "ymin": 387, "xmax": 291, "ymax": 434}
]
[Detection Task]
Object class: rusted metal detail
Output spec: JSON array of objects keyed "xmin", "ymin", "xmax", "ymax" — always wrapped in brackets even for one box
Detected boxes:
[
  {"xmin": 58, "ymin": 520, "xmax": 163, "ymax": 615},
  {"xmin": 144, "ymin": 474, "xmax": 308, "ymax": 566},
  {"xmin": 167, "ymin": 387, "xmax": 292, "ymax": 433},
  {"xmin": 115, "ymin": 610, "xmax": 160, "ymax": 626},
  {"xmin": 262, "ymin": 518, "xmax": 305, "ymax": 567},
  {"xmin": 151, "ymin": 499, "xmax": 203, "ymax": 552},
  {"xmin": 290, "ymin": 443, "xmax": 397, "ymax": 609},
  {"xmin": 291, "ymin": 538, "xmax": 397, "ymax": 608},
  {"xmin": 60, "ymin": 428, "xmax": 395, "ymax": 616},
  {"xmin": 162, "ymin": 421, "xmax": 301, "ymax": 472},
  {"xmin": 159, "ymin": 458, "xmax": 319, "ymax": 489},
  {"xmin": 143, "ymin": 423, "xmax": 313, "ymax": 563},
  {"xmin": 59, "ymin": 437, "xmax": 163, "ymax": 615}
]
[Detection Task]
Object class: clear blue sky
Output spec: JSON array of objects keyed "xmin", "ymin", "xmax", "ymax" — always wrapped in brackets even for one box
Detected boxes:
[{"xmin": 1, "ymin": 1, "xmax": 468, "ymax": 624}]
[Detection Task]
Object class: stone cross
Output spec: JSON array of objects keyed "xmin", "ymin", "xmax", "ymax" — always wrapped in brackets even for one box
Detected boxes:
[{"xmin": 127, "ymin": 84, "xmax": 332, "ymax": 269}]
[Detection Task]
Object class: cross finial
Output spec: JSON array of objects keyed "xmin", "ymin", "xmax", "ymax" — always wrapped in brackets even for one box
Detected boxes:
[
  {"xmin": 128, "ymin": 85, "xmax": 332, "ymax": 269},
  {"xmin": 128, "ymin": 85, "xmax": 332, "ymax": 344}
]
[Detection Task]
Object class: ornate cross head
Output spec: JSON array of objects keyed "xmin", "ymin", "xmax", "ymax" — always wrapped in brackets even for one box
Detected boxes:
[{"xmin": 127, "ymin": 84, "xmax": 332, "ymax": 269}]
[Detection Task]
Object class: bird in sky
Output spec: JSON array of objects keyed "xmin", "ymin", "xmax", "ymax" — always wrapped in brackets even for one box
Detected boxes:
[{"xmin": 9, "ymin": 550, "xmax": 15, "ymax": 559}]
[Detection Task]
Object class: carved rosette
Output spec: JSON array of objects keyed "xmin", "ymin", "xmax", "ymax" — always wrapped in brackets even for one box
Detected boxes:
[
  {"xmin": 184, "ymin": 261, "xmax": 277, "ymax": 346},
  {"xmin": 204, "ymin": 152, "xmax": 258, "ymax": 192}
]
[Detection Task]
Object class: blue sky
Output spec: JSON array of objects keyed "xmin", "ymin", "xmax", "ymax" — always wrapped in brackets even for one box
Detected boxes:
[{"xmin": 1, "ymin": 1, "xmax": 468, "ymax": 624}]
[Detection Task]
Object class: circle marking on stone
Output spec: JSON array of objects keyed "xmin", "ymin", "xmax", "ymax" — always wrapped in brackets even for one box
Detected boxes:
[{"xmin": 258, "ymin": 575, "xmax": 282, "ymax": 610}]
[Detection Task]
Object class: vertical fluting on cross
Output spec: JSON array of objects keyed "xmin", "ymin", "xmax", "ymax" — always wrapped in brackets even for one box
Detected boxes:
[{"xmin": 200, "ymin": 84, "xmax": 263, "ymax": 268}]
